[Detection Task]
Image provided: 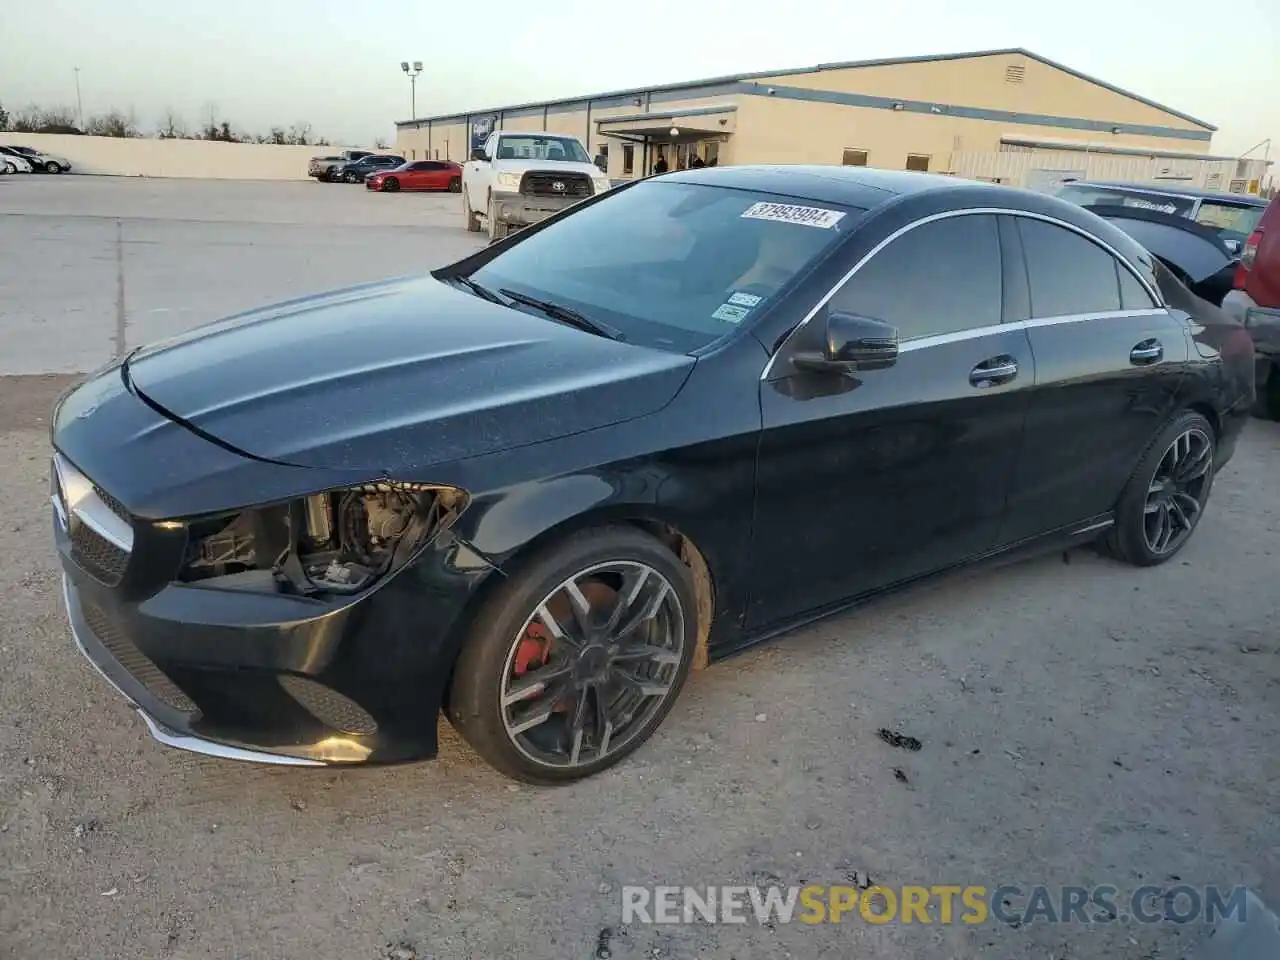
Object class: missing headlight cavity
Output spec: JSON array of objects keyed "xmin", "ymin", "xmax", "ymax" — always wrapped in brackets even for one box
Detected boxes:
[{"xmin": 179, "ymin": 483, "xmax": 467, "ymax": 596}]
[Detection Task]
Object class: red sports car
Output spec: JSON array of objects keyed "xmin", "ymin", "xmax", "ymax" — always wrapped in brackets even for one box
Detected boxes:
[{"xmin": 366, "ymin": 160, "xmax": 463, "ymax": 193}]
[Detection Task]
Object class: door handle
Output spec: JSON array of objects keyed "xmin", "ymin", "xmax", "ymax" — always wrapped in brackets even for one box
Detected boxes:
[
  {"xmin": 969, "ymin": 357, "xmax": 1018, "ymax": 388},
  {"xmin": 1130, "ymin": 339, "xmax": 1164, "ymax": 365}
]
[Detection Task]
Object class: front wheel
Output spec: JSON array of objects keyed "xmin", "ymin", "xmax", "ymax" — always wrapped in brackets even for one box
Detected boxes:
[
  {"xmin": 4, "ymin": 162, "xmax": 15, "ymax": 175},
  {"xmin": 448, "ymin": 177, "xmax": 462, "ymax": 193},
  {"xmin": 446, "ymin": 526, "xmax": 697, "ymax": 784},
  {"xmin": 1099, "ymin": 411, "xmax": 1215, "ymax": 566},
  {"xmin": 343, "ymin": 170, "xmax": 359, "ymax": 184},
  {"xmin": 382, "ymin": 177, "xmax": 400, "ymax": 192},
  {"xmin": 46, "ymin": 161, "xmax": 63, "ymax": 174},
  {"xmin": 486, "ymin": 197, "xmax": 509, "ymax": 243},
  {"xmin": 463, "ymin": 189, "xmax": 481, "ymax": 232}
]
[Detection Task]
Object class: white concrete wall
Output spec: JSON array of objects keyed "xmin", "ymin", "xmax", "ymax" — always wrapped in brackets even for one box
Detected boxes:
[{"xmin": 1, "ymin": 133, "xmax": 374, "ymax": 180}]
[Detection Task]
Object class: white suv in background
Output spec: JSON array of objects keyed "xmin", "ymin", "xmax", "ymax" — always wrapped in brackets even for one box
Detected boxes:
[{"xmin": 463, "ymin": 132, "xmax": 611, "ymax": 242}]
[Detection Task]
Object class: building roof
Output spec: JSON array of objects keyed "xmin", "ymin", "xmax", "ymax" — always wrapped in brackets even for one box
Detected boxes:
[{"xmin": 396, "ymin": 48, "xmax": 1216, "ymax": 132}]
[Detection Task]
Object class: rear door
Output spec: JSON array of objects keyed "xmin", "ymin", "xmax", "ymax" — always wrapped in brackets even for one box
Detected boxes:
[
  {"xmin": 997, "ymin": 214, "xmax": 1189, "ymax": 544},
  {"xmin": 748, "ymin": 212, "xmax": 1034, "ymax": 628}
]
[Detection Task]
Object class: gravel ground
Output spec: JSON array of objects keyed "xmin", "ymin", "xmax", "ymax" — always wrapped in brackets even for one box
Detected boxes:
[{"xmin": 1, "ymin": 177, "xmax": 1277, "ymax": 960}]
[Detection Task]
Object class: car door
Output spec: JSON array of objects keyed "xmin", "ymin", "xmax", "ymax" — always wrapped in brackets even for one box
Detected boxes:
[
  {"xmin": 747, "ymin": 212, "xmax": 1035, "ymax": 629},
  {"xmin": 400, "ymin": 162, "xmax": 428, "ymax": 188},
  {"xmin": 996, "ymin": 214, "xmax": 1190, "ymax": 545},
  {"xmin": 465, "ymin": 135, "xmax": 496, "ymax": 209}
]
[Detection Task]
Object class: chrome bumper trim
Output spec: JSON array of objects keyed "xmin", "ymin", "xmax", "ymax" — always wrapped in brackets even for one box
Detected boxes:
[
  {"xmin": 135, "ymin": 711, "xmax": 325, "ymax": 767},
  {"xmin": 62, "ymin": 575, "xmax": 325, "ymax": 768}
]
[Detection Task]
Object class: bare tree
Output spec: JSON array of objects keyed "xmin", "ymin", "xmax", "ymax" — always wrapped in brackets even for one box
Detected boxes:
[
  {"xmin": 157, "ymin": 107, "xmax": 188, "ymax": 139},
  {"xmin": 11, "ymin": 104, "xmax": 80, "ymax": 133},
  {"xmin": 286, "ymin": 121, "xmax": 312, "ymax": 146},
  {"xmin": 0, "ymin": 102, "xmax": 9, "ymax": 132},
  {"xmin": 85, "ymin": 108, "xmax": 140, "ymax": 138}
]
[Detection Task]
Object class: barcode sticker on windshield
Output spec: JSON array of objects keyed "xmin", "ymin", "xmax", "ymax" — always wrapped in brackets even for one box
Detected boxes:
[{"xmin": 741, "ymin": 202, "xmax": 845, "ymax": 229}]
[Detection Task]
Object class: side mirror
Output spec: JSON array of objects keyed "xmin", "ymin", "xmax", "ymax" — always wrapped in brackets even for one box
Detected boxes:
[
  {"xmin": 470, "ymin": 148, "xmax": 488, "ymax": 162},
  {"xmin": 793, "ymin": 311, "xmax": 899, "ymax": 375}
]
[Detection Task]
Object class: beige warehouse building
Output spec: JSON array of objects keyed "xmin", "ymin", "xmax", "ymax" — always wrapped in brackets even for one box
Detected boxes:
[{"xmin": 395, "ymin": 48, "xmax": 1269, "ymax": 192}]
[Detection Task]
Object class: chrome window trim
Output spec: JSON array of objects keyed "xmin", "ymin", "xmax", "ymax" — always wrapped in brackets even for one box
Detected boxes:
[
  {"xmin": 897, "ymin": 308, "xmax": 1167, "ymax": 353},
  {"xmin": 53, "ymin": 453, "xmax": 134, "ymax": 552},
  {"xmin": 760, "ymin": 206, "xmax": 1165, "ymax": 380}
]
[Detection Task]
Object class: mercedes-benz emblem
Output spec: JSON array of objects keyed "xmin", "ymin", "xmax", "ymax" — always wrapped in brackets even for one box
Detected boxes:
[{"xmin": 551, "ymin": 181, "xmax": 566, "ymax": 192}]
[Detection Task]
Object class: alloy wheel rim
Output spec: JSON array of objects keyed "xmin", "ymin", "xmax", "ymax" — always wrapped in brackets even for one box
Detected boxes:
[
  {"xmin": 1143, "ymin": 427, "xmax": 1212, "ymax": 555},
  {"xmin": 500, "ymin": 560, "xmax": 685, "ymax": 769}
]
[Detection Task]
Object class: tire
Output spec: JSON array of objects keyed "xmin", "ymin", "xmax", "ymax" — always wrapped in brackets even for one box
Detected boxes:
[
  {"xmin": 343, "ymin": 170, "xmax": 359, "ymax": 184},
  {"xmin": 1099, "ymin": 410, "xmax": 1216, "ymax": 566},
  {"xmin": 383, "ymin": 177, "xmax": 400, "ymax": 192},
  {"xmin": 463, "ymin": 190, "xmax": 481, "ymax": 232},
  {"xmin": 486, "ymin": 196, "xmax": 508, "ymax": 243},
  {"xmin": 4, "ymin": 162, "xmax": 15, "ymax": 175},
  {"xmin": 46, "ymin": 161, "xmax": 62, "ymax": 174},
  {"xmin": 448, "ymin": 177, "xmax": 461, "ymax": 193},
  {"xmin": 446, "ymin": 525, "xmax": 698, "ymax": 784}
]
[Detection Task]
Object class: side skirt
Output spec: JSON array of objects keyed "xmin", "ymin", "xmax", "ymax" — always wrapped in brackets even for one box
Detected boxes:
[{"xmin": 708, "ymin": 514, "xmax": 1115, "ymax": 663}]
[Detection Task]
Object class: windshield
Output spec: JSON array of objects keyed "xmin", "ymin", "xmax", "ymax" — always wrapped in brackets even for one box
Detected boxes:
[
  {"xmin": 1194, "ymin": 202, "xmax": 1266, "ymax": 245},
  {"xmin": 1057, "ymin": 184, "xmax": 1195, "ymax": 218},
  {"xmin": 467, "ymin": 181, "xmax": 861, "ymax": 352},
  {"xmin": 494, "ymin": 135, "xmax": 591, "ymax": 164}
]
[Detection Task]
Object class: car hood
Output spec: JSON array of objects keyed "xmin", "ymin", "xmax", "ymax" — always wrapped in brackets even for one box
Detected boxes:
[
  {"xmin": 495, "ymin": 160, "xmax": 602, "ymax": 177},
  {"xmin": 124, "ymin": 275, "xmax": 694, "ymax": 473}
]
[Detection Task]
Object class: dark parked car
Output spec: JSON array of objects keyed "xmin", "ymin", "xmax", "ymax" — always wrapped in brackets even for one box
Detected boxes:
[
  {"xmin": 307, "ymin": 149, "xmax": 373, "ymax": 182},
  {"xmin": 52, "ymin": 167, "xmax": 1254, "ymax": 783},
  {"xmin": 1222, "ymin": 194, "xmax": 1280, "ymax": 419},
  {"xmin": 333, "ymin": 154, "xmax": 405, "ymax": 183}
]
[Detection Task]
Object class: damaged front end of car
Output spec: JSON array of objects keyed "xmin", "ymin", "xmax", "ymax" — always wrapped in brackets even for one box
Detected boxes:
[{"xmin": 176, "ymin": 482, "xmax": 470, "ymax": 597}]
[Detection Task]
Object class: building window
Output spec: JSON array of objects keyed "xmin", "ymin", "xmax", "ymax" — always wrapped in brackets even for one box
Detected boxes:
[
  {"xmin": 704, "ymin": 141, "xmax": 720, "ymax": 166},
  {"xmin": 842, "ymin": 149, "xmax": 868, "ymax": 167},
  {"xmin": 1205, "ymin": 172, "xmax": 1222, "ymax": 190},
  {"xmin": 1005, "ymin": 64, "xmax": 1026, "ymax": 84},
  {"xmin": 1229, "ymin": 179, "xmax": 1247, "ymax": 194},
  {"xmin": 622, "ymin": 144, "xmax": 634, "ymax": 175},
  {"xmin": 906, "ymin": 154, "xmax": 931, "ymax": 172}
]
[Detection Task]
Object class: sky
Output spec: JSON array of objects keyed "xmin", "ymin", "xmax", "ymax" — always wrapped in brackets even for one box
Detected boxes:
[{"xmin": 2, "ymin": 0, "xmax": 1276, "ymax": 163}]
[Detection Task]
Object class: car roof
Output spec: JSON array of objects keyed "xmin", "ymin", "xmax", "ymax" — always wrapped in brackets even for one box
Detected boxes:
[
  {"xmin": 660, "ymin": 164, "xmax": 1157, "ymax": 268},
  {"xmin": 664, "ymin": 164, "xmax": 1002, "ymax": 210},
  {"xmin": 1065, "ymin": 180, "xmax": 1268, "ymax": 206}
]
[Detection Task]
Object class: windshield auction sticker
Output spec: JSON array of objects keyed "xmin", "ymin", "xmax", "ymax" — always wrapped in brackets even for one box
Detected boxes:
[{"xmin": 741, "ymin": 202, "xmax": 845, "ymax": 229}]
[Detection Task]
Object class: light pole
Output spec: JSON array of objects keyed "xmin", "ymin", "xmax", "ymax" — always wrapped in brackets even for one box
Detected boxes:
[
  {"xmin": 400, "ymin": 61, "xmax": 423, "ymax": 120},
  {"xmin": 74, "ymin": 67, "xmax": 84, "ymax": 130}
]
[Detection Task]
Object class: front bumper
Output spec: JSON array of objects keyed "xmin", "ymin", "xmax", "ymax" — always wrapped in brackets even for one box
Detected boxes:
[{"xmin": 489, "ymin": 189, "xmax": 584, "ymax": 227}]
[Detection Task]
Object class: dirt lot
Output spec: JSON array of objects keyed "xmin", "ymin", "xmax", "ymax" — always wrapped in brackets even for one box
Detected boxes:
[{"xmin": 1, "ymin": 176, "xmax": 1278, "ymax": 960}]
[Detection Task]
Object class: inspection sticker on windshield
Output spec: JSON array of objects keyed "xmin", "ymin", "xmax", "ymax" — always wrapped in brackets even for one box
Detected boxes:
[
  {"xmin": 728, "ymin": 291, "xmax": 763, "ymax": 307},
  {"xmin": 741, "ymin": 201, "xmax": 845, "ymax": 229},
  {"xmin": 712, "ymin": 303, "xmax": 750, "ymax": 324}
]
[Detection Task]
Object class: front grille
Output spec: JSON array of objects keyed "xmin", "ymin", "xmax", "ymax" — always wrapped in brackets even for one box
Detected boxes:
[
  {"xmin": 95, "ymin": 486, "xmax": 129, "ymax": 523},
  {"xmin": 71, "ymin": 523, "xmax": 129, "ymax": 586},
  {"xmin": 80, "ymin": 600, "xmax": 199, "ymax": 716},
  {"xmin": 520, "ymin": 172, "xmax": 592, "ymax": 198}
]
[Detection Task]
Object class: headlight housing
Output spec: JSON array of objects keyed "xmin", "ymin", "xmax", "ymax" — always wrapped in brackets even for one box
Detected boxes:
[
  {"xmin": 592, "ymin": 177, "xmax": 611, "ymax": 195},
  {"xmin": 495, "ymin": 171, "xmax": 523, "ymax": 190},
  {"xmin": 175, "ymin": 482, "xmax": 469, "ymax": 596}
]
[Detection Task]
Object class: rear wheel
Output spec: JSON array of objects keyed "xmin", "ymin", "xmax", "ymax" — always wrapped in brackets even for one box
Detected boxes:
[
  {"xmin": 382, "ymin": 177, "xmax": 400, "ymax": 192},
  {"xmin": 446, "ymin": 526, "xmax": 697, "ymax": 784},
  {"xmin": 448, "ymin": 177, "xmax": 461, "ymax": 193},
  {"xmin": 1099, "ymin": 410, "xmax": 1215, "ymax": 566},
  {"xmin": 343, "ymin": 170, "xmax": 359, "ymax": 184}
]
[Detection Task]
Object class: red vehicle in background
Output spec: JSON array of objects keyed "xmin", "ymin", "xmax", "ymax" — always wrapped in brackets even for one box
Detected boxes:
[
  {"xmin": 1222, "ymin": 194, "xmax": 1280, "ymax": 419},
  {"xmin": 366, "ymin": 160, "xmax": 463, "ymax": 193}
]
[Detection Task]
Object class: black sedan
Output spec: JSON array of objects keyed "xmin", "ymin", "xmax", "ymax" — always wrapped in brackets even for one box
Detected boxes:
[{"xmin": 52, "ymin": 166, "xmax": 1255, "ymax": 783}]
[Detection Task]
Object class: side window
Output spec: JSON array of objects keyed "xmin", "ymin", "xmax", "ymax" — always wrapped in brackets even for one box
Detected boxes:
[
  {"xmin": 1016, "ymin": 218, "xmax": 1121, "ymax": 317},
  {"xmin": 1118, "ymin": 265, "xmax": 1157, "ymax": 310},
  {"xmin": 830, "ymin": 214, "xmax": 1003, "ymax": 340}
]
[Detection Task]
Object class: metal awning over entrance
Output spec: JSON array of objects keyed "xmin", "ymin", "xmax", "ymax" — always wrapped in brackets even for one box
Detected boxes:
[{"xmin": 596, "ymin": 104, "xmax": 737, "ymax": 143}]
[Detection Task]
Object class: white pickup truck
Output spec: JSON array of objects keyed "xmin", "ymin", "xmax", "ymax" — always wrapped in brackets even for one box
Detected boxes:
[{"xmin": 462, "ymin": 131, "xmax": 612, "ymax": 242}]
